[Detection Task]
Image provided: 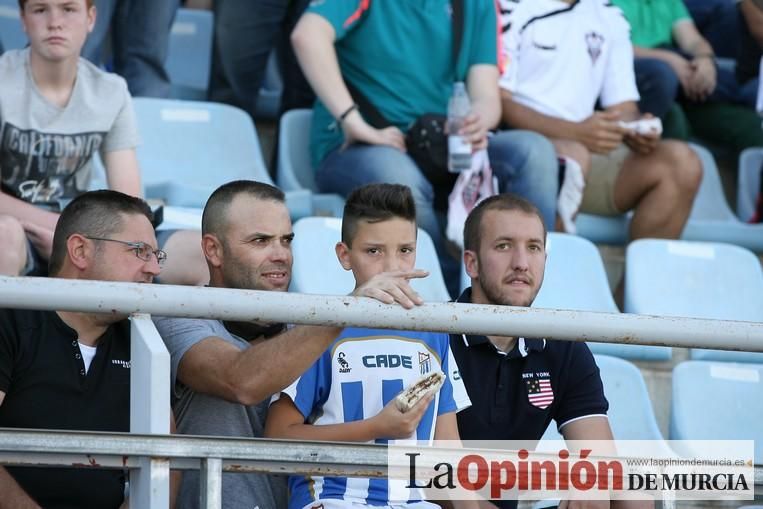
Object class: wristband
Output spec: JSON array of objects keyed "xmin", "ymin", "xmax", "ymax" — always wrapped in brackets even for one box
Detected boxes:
[{"xmin": 337, "ymin": 104, "xmax": 358, "ymax": 123}]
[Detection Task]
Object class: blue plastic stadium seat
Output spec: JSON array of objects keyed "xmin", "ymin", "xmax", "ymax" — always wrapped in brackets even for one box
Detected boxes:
[
  {"xmin": 534, "ymin": 233, "xmax": 671, "ymax": 360},
  {"xmin": 0, "ymin": 1, "xmax": 26, "ymax": 51},
  {"xmin": 167, "ymin": 8, "xmax": 213, "ymax": 100},
  {"xmin": 133, "ymin": 97, "xmax": 313, "ymax": 218},
  {"xmin": 737, "ymin": 148, "xmax": 762, "ymax": 222},
  {"xmin": 574, "ymin": 212, "xmax": 630, "ymax": 245},
  {"xmin": 541, "ymin": 355, "xmax": 671, "ymax": 455},
  {"xmin": 277, "ymin": 109, "xmax": 345, "ymax": 217},
  {"xmin": 134, "ymin": 98, "xmax": 270, "ymax": 205},
  {"xmin": 291, "ymin": 217, "xmax": 450, "ymax": 302},
  {"xmin": 576, "ymin": 143, "xmax": 763, "ymax": 252},
  {"xmin": 592, "ymin": 355, "xmax": 666, "ymax": 441},
  {"xmin": 625, "ymin": 239, "xmax": 763, "ymax": 363},
  {"xmin": 679, "ymin": 145, "xmax": 763, "ymax": 252},
  {"xmin": 670, "ymin": 360, "xmax": 763, "ymax": 464}
]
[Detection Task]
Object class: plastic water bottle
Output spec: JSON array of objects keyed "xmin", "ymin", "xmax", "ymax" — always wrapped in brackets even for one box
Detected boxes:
[{"xmin": 447, "ymin": 81, "xmax": 472, "ymax": 173}]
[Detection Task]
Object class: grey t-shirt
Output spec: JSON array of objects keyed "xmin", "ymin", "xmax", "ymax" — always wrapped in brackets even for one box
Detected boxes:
[
  {"xmin": 154, "ymin": 316, "xmax": 287, "ymax": 509},
  {"xmin": 0, "ymin": 48, "xmax": 138, "ymax": 210}
]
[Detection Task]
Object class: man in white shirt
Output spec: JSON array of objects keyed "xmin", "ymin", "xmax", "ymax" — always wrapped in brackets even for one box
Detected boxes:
[{"xmin": 499, "ymin": 0, "xmax": 702, "ymax": 242}]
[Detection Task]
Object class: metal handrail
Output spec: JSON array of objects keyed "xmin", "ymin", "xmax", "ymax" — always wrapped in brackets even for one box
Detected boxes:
[
  {"xmin": 2, "ymin": 277, "xmax": 763, "ymax": 352},
  {"xmin": 1, "ymin": 430, "xmax": 761, "ymax": 486},
  {"xmin": 2, "ymin": 276, "xmax": 762, "ymax": 508}
]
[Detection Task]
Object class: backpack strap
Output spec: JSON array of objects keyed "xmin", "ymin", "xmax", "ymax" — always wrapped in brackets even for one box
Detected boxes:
[{"xmin": 451, "ymin": 0, "xmax": 464, "ymax": 78}]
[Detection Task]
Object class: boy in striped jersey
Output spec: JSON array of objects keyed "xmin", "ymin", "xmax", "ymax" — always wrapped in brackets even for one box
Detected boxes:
[{"xmin": 264, "ymin": 183, "xmax": 471, "ymax": 509}]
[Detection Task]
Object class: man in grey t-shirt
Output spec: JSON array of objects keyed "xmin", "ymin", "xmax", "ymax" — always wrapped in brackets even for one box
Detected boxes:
[
  {"xmin": 154, "ymin": 180, "xmax": 428, "ymax": 509},
  {"xmin": 0, "ymin": 0, "xmax": 205, "ymax": 285}
]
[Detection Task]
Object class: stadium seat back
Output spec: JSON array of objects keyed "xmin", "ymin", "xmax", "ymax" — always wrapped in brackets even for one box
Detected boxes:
[
  {"xmin": 133, "ymin": 98, "xmax": 270, "ymax": 207},
  {"xmin": 167, "ymin": 8, "xmax": 213, "ymax": 99},
  {"xmin": 737, "ymin": 148, "xmax": 763, "ymax": 222},
  {"xmin": 291, "ymin": 217, "xmax": 451, "ymax": 302},
  {"xmin": 675, "ymin": 145, "xmax": 763, "ymax": 252},
  {"xmin": 541, "ymin": 355, "xmax": 669, "ymax": 452},
  {"xmin": 670, "ymin": 360, "xmax": 763, "ymax": 464},
  {"xmin": 276, "ymin": 109, "xmax": 345, "ymax": 217},
  {"xmin": 687, "ymin": 143, "xmax": 737, "ymax": 221},
  {"xmin": 277, "ymin": 109, "xmax": 316, "ymax": 192},
  {"xmin": 625, "ymin": 239, "xmax": 763, "ymax": 362},
  {"xmin": 534, "ymin": 233, "xmax": 617, "ymax": 312},
  {"xmin": 533, "ymin": 233, "xmax": 671, "ymax": 360},
  {"xmin": 0, "ymin": 1, "xmax": 26, "ymax": 50},
  {"xmin": 595, "ymin": 354, "xmax": 665, "ymax": 440}
]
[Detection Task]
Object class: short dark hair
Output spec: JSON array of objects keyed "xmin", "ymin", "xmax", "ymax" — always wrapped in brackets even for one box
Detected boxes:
[
  {"xmin": 201, "ymin": 180, "xmax": 285, "ymax": 238},
  {"xmin": 19, "ymin": 0, "xmax": 94, "ymax": 9},
  {"xmin": 49, "ymin": 190, "xmax": 153, "ymax": 275},
  {"xmin": 341, "ymin": 184, "xmax": 416, "ymax": 246},
  {"xmin": 463, "ymin": 193, "xmax": 546, "ymax": 252}
]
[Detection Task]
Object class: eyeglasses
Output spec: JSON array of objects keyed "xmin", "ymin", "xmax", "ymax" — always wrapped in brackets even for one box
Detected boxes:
[{"xmin": 85, "ymin": 236, "xmax": 167, "ymax": 266}]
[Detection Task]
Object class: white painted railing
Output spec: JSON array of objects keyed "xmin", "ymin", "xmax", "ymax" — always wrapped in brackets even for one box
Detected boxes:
[{"xmin": 1, "ymin": 276, "xmax": 762, "ymax": 507}]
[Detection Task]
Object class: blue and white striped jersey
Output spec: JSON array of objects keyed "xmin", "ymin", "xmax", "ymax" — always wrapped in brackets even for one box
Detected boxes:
[{"xmin": 274, "ymin": 327, "xmax": 471, "ymax": 509}]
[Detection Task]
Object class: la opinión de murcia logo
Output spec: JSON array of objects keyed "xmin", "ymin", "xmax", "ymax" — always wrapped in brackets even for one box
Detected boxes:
[{"xmin": 391, "ymin": 443, "xmax": 754, "ymax": 501}]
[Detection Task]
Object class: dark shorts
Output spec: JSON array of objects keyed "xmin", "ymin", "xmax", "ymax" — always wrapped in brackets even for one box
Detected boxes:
[{"xmin": 22, "ymin": 238, "xmax": 48, "ymax": 277}]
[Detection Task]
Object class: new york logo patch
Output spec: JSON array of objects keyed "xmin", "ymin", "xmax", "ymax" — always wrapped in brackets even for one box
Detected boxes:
[{"xmin": 526, "ymin": 377, "xmax": 554, "ymax": 409}]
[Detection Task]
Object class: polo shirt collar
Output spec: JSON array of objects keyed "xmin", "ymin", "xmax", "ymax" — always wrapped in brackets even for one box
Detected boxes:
[{"xmin": 455, "ymin": 287, "xmax": 547, "ymax": 357}]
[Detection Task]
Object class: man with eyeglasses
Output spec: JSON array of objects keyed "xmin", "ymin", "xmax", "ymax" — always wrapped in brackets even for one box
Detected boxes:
[
  {"xmin": 0, "ymin": 0, "xmax": 204, "ymax": 286},
  {"xmin": 0, "ymin": 189, "xmax": 177, "ymax": 508}
]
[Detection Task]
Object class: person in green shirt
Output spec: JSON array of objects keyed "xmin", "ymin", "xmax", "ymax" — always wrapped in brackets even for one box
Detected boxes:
[{"xmin": 613, "ymin": 0, "xmax": 763, "ymax": 153}]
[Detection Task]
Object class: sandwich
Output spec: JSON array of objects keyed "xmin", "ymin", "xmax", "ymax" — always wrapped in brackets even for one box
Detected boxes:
[{"xmin": 395, "ymin": 371, "xmax": 445, "ymax": 412}]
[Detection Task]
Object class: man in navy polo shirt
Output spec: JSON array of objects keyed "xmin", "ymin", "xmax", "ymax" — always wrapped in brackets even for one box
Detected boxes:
[
  {"xmin": 452, "ymin": 193, "xmax": 652, "ymax": 509},
  {"xmin": 0, "ymin": 190, "xmax": 168, "ymax": 508}
]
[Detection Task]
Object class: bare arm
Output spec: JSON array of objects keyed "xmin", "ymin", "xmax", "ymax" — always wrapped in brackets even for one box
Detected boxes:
[
  {"xmin": 291, "ymin": 13, "xmax": 352, "ymax": 125},
  {"xmin": 175, "ymin": 270, "xmax": 428, "ymax": 405},
  {"xmin": 500, "ymin": 90, "xmax": 628, "ymax": 154},
  {"xmin": 672, "ymin": 21, "xmax": 717, "ymax": 100},
  {"xmin": 0, "ymin": 391, "xmax": 41, "ymax": 509},
  {"xmin": 432, "ymin": 412, "xmax": 460, "ymax": 441},
  {"xmin": 468, "ymin": 65, "xmax": 501, "ymax": 130},
  {"xmin": 263, "ymin": 392, "xmax": 434, "ymax": 441},
  {"xmin": 560, "ymin": 415, "xmax": 615, "ymax": 441},
  {"xmin": 459, "ymin": 65, "xmax": 501, "ymax": 151},
  {"xmin": 500, "ymin": 89, "xmax": 585, "ymax": 141},
  {"xmin": 264, "ymin": 395, "xmax": 379, "ymax": 442},
  {"xmin": 671, "ymin": 21, "xmax": 715, "ymax": 59},
  {"xmin": 178, "ymin": 325, "xmax": 345, "ymax": 406},
  {"xmin": 0, "ymin": 467, "xmax": 40, "ymax": 509},
  {"xmin": 290, "ymin": 13, "xmax": 405, "ymax": 151},
  {"xmin": 740, "ymin": 0, "xmax": 763, "ymax": 49},
  {"xmin": 0, "ymin": 192, "xmax": 59, "ymax": 231},
  {"xmin": 561, "ymin": 417, "xmax": 654, "ymax": 509},
  {"xmin": 103, "ymin": 149, "xmax": 143, "ymax": 198}
]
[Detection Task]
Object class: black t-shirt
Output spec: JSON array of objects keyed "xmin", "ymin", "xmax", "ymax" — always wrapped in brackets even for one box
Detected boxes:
[
  {"xmin": 450, "ymin": 289, "xmax": 609, "ymax": 509},
  {"xmin": 0, "ymin": 308, "xmax": 131, "ymax": 509}
]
